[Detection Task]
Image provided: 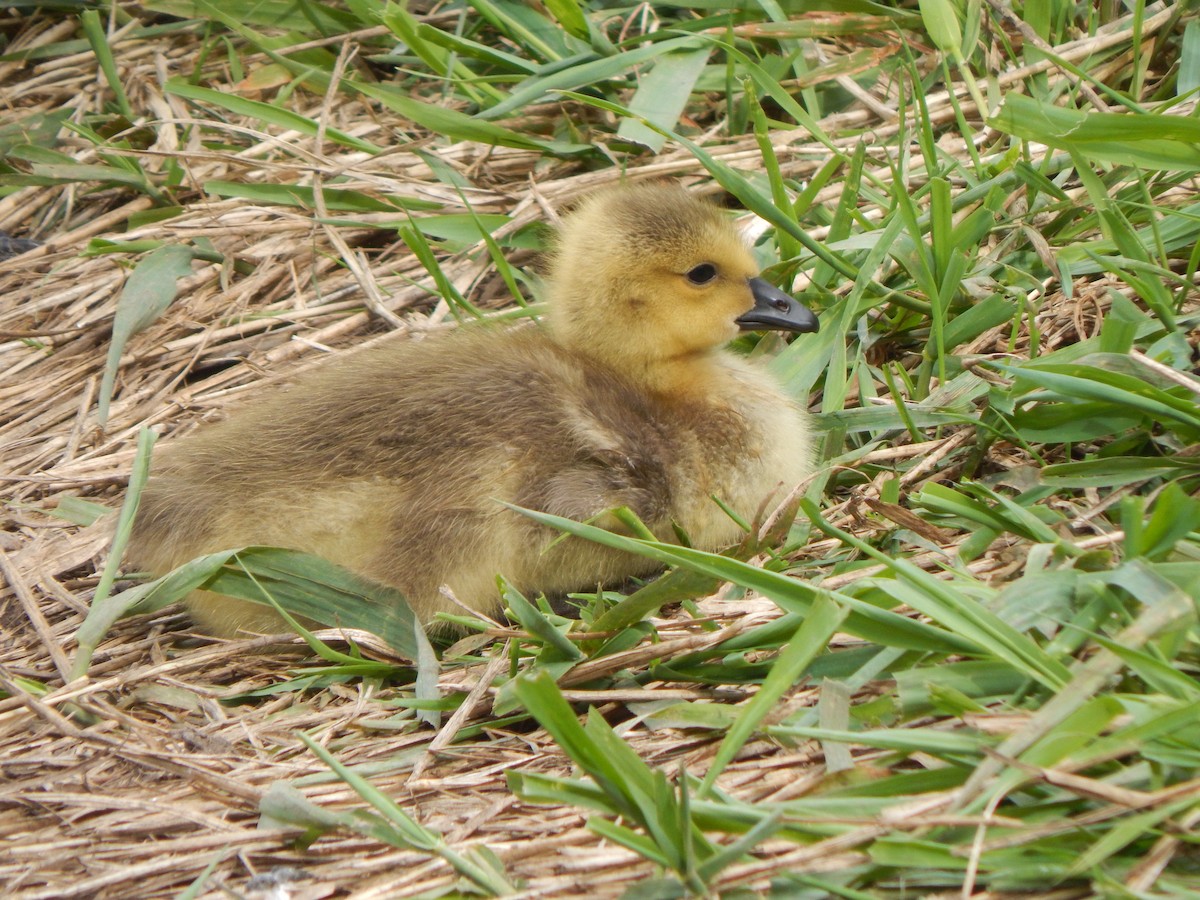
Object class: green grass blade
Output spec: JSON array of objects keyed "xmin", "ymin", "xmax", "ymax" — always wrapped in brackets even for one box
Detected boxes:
[
  {"xmin": 697, "ymin": 595, "xmax": 846, "ymax": 797},
  {"xmin": 80, "ymin": 10, "xmax": 133, "ymax": 118},
  {"xmin": 165, "ymin": 79, "xmax": 381, "ymax": 153},
  {"xmin": 99, "ymin": 245, "xmax": 195, "ymax": 426},
  {"xmin": 617, "ymin": 47, "xmax": 710, "ymax": 152},
  {"xmin": 71, "ymin": 427, "xmax": 157, "ymax": 679},
  {"xmin": 294, "ymin": 734, "xmax": 515, "ymax": 893}
]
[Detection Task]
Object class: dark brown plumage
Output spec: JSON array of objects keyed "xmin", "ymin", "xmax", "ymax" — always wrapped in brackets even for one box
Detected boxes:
[{"xmin": 128, "ymin": 182, "xmax": 819, "ymax": 635}]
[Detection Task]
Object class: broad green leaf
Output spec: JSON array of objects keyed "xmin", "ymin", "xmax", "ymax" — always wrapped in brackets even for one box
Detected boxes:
[
  {"xmin": 990, "ymin": 94, "xmax": 1200, "ymax": 172},
  {"xmin": 2, "ymin": 161, "xmax": 155, "ymax": 191},
  {"xmin": 481, "ymin": 36, "xmax": 704, "ymax": 120},
  {"xmin": 49, "ymin": 497, "xmax": 112, "ymax": 527},
  {"xmin": 917, "ymin": 0, "xmax": 962, "ymax": 56},
  {"xmin": 99, "ymin": 245, "xmax": 196, "ymax": 426},
  {"xmin": 1127, "ymin": 482, "xmax": 1200, "ymax": 560},
  {"xmin": 617, "ymin": 48, "xmax": 711, "ymax": 152},
  {"xmin": 941, "ymin": 294, "xmax": 1016, "ymax": 348},
  {"xmin": 0, "ymin": 109, "xmax": 71, "ymax": 156},
  {"xmin": 87, "ymin": 544, "xmax": 434, "ymax": 675},
  {"xmin": 1069, "ymin": 696, "xmax": 1200, "ymax": 770},
  {"xmin": 542, "ymin": 0, "xmax": 589, "ymax": 40},
  {"xmin": 1010, "ymin": 402, "xmax": 1147, "ymax": 444},
  {"xmin": 589, "ymin": 566, "xmax": 720, "ymax": 635},
  {"xmin": 1181, "ymin": 18, "xmax": 1200, "ymax": 96},
  {"xmin": 202, "ymin": 548, "xmax": 431, "ymax": 661}
]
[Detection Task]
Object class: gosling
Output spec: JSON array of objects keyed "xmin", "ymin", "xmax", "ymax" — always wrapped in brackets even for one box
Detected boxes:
[{"xmin": 127, "ymin": 182, "xmax": 819, "ymax": 636}]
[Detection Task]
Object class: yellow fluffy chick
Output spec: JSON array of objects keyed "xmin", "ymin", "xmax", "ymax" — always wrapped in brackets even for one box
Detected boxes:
[{"xmin": 127, "ymin": 182, "xmax": 819, "ymax": 636}]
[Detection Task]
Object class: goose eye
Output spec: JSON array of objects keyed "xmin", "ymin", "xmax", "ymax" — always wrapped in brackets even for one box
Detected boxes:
[{"xmin": 685, "ymin": 263, "xmax": 718, "ymax": 285}]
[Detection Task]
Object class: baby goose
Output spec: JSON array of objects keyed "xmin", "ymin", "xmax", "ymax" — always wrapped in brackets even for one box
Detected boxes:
[{"xmin": 128, "ymin": 182, "xmax": 819, "ymax": 636}]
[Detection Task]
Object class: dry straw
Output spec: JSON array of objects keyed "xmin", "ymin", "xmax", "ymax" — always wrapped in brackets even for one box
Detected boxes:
[{"xmin": 1, "ymin": 3, "xmax": 1196, "ymax": 898}]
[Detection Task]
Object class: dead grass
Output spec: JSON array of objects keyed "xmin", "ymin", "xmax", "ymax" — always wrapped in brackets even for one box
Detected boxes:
[
  {"xmin": 0, "ymin": 25, "xmax": 869, "ymax": 896},
  {"xmin": 2, "ymin": 4, "xmax": 1197, "ymax": 898}
]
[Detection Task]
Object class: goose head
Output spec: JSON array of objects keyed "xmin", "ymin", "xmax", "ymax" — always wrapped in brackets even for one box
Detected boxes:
[{"xmin": 545, "ymin": 182, "xmax": 817, "ymax": 390}]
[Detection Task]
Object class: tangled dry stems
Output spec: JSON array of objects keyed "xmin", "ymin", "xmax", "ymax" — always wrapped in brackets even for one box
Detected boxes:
[{"xmin": 2, "ymin": 5, "xmax": 1195, "ymax": 898}]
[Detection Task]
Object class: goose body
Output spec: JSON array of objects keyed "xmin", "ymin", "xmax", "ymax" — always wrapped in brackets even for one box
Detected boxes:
[{"xmin": 128, "ymin": 183, "xmax": 818, "ymax": 635}]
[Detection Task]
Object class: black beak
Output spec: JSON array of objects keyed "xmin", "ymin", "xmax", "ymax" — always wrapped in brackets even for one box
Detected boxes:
[{"xmin": 736, "ymin": 277, "xmax": 819, "ymax": 334}]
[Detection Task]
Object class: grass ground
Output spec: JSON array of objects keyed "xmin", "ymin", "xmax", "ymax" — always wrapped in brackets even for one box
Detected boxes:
[{"xmin": 1, "ymin": 1, "xmax": 1199, "ymax": 897}]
